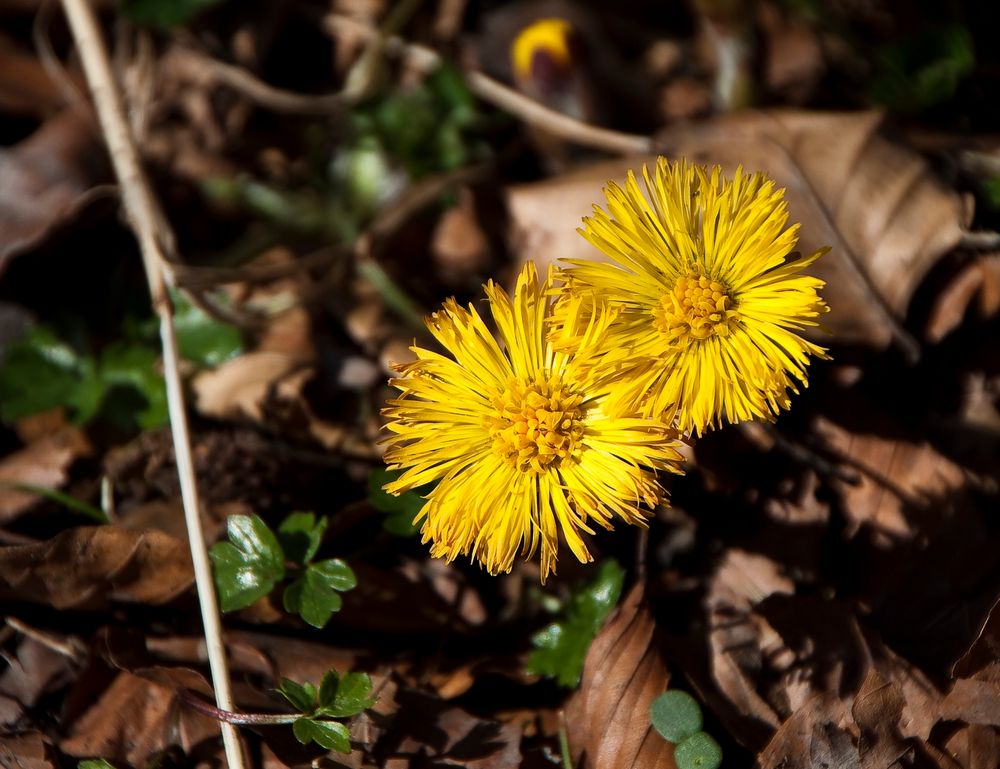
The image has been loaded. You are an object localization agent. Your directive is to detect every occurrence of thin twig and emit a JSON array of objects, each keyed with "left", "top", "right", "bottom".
[
  {"left": 5, "top": 617, "right": 86, "bottom": 661},
  {"left": 166, "top": 48, "right": 350, "bottom": 115},
  {"left": 324, "top": 14, "right": 653, "bottom": 156},
  {"left": 959, "top": 230, "right": 1000, "bottom": 250},
  {"left": 57, "top": 2, "right": 245, "bottom": 767}
]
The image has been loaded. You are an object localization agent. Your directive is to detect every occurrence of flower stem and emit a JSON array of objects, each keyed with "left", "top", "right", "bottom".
[{"left": 179, "top": 690, "right": 301, "bottom": 726}]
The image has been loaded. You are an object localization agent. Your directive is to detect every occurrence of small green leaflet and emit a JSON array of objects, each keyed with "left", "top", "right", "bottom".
[
  {"left": 277, "top": 511, "right": 328, "bottom": 566},
  {"left": 278, "top": 678, "right": 318, "bottom": 712},
  {"left": 317, "top": 670, "right": 376, "bottom": 718},
  {"left": 292, "top": 717, "right": 351, "bottom": 753},
  {"left": 283, "top": 559, "right": 357, "bottom": 629},
  {"left": 526, "top": 560, "right": 625, "bottom": 687},
  {"left": 78, "top": 762, "right": 116, "bottom": 769},
  {"left": 210, "top": 514, "right": 286, "bottom": 612}
]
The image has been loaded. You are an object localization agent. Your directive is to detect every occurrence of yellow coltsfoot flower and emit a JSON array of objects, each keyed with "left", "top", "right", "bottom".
[
  {"left": 558, "top": 157, "right": 829, "bottom": 436},
  {"left": 382, "top": 262, "right": 684, "bottom": 581}
]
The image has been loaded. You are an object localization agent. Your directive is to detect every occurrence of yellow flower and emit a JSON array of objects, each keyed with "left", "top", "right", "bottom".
[
  {"left": 558, "top": 157, "right": 829, "bottom": 435},
  {"left": 382, "top": 263, "right": 683, "bottom": 581}
]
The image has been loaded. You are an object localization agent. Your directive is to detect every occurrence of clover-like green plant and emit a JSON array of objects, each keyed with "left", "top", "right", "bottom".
[
  {"left": 278, "top": 671, "right": 376, "bottom": 753},
  {"left": 650, "top": 690, "right": 723, "bottom": 769},
  {"left": 210, "top": 512, "right": 356, "bottom": 628}
]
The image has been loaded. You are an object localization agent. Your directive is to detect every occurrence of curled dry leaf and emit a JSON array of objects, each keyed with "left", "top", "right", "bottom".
[
  {"left": 565, "top": 583, "right": 677, "bottom": 769},
  {"left": 0, "top": 525, "right": 193, "bottom": 608},
  {"left": 0, "top": 425, "right": 91, "bottom": 524},
  {"left": 704, "top": 550, "right": 791, "bottom": 743},
  {"left": 0, "top": 637, "right": 76, "bottom": 727},
  {"left": 61, "top": 669, "right": 219, "bottom": 768},
  {"left": 0, "top": 108, "right": 110, "bottom": 273},
  {"left": 507, "top": 110, "right": 968, "bottom": 352},
  {"left": 925, "top": 254, "right": 1000, "bottom": 342}
]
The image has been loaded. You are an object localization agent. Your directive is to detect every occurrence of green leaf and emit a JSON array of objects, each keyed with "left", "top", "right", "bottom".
[
  {"left": 526, "top": 560, "right": 625, "bottom": 687},
  {"left": 0, "top": 326, "right": 86, "bottom": 422},
  {"left": 650, "top": 690, "right": 703, "bottom": 743},
  {"left": 172, "top": 291, "right": 243, "bottom": 367},
  {"left": 0, "top": 324, "right": 168, "bottom": 431},
  {"left": 292, "top": 717, "right": 351, "bottom": 753},
  {"left": 0, "top": 481, "right": 108, "bottom": 523},
  {"left": 120, "top": 0, "right": 226, "bottom": 28},
  {"left": 318, "top": 671, "right": 375, "bottom": 718},
  {"left": 870, "top": 25, "right": 975, "bottom": 112},
  {"left": 210, "top": 514, "right": 286, "bottom": 612},
  {"left": 277, "top": 511, "right": 328, "bottom": 566},
  {"left": 97, "top": 342, "right": 168, "bottom": 429},
  {"left": 278, "top": 678, "right": 318, "bottom": 713},
  {"left": 283, "top": 559, "right": 355, "bottom": 629},
  {"left": 369, "top": 468, "right": 424, "bottom": 537},
  {"left": 79, "top": 761, "right": 117, "bottom": 769},
  {"left": 310, "top": 558, "right": 357, "bottom": 591},
  {"left": 673, "top": 731, "right": 723, "bottom": 769}
]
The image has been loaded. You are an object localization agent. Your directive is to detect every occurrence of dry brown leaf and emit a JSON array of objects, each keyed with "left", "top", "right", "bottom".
[
  {"left": 0, "top": 732, "right": 56, "bottom": 769},
  {"left": 565, "top": 583, "right": 677, "bottom": 769},
  {"left": 0, "top": 32, "right": 82, "bottom": 115},
  {"left": 954, "top": 598, "right": 1000, "bottom": 679},
  {"left": 380, "top": 687, "right": 522, "bottom": 769},
  {"left": 704, "top": 551, "right": 792, "bottom": 741},
  {"left": 756, "top": 694, "right": 857, "bottom": 769},
  {"left": 193, "top": 350, "right": 307, "bottom": 422},
  {"left": 0, "top": 425, "right": 91, "bottom": 523},
  {"left": 942, "top": 725, "right": 1000, "bottom": 769},
  {"left": 852, "top": 670, "right": 910, "bottom": 769},
  {"left": 0, "top": 525, "right": 193, "bottom": 608},
  {"left": 813, "top": 416, "right": 969, "bottom": 540},
  {"left": 432, "top": 186, "right": 491, "bottom": 280},
  {"left": 0, "top": 637, "right": 76, "bottom": 727},
  {"left": 925, "top": 254, "right": 1000, "bottom": 342},
  {"left": 61, "top": 670, "right": 219, "bottom": 767},
  {"left": 507, "top": 110, "right": 968, "bottom": 352},
  {"left": 939, "top": 677, "right": 1000, "bottom": 728},
  {"left": 0, "top": 108, "right": 110, "bottom": 272}
]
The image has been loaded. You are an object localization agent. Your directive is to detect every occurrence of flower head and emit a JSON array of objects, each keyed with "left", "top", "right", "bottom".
[
  {"left": 557, "top": 157, "right": 828, "bottom": 435},
  {"left": 382, "top": 263, "right": 683, "bottom": 580}
]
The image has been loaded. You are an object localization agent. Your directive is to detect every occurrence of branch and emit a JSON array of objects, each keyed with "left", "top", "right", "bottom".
[
  {"left": 56, "top": 2, "right": 245, "bottom": 767},
  {"left": 323, "top": 14, "right": 653, "bottom": 156}
]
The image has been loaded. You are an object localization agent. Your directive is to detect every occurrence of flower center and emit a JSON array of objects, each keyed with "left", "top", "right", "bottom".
[
  {"left": 488, "top": 375, "right": 585, "bottom": 474},
  {"left": 653, "top": 273, "right": 739, "bottom": 346}
]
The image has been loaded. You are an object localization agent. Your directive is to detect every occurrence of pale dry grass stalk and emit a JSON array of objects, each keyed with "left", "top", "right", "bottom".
[{"left": 56, "top": 1, "right": 245, "bottom": 766}]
